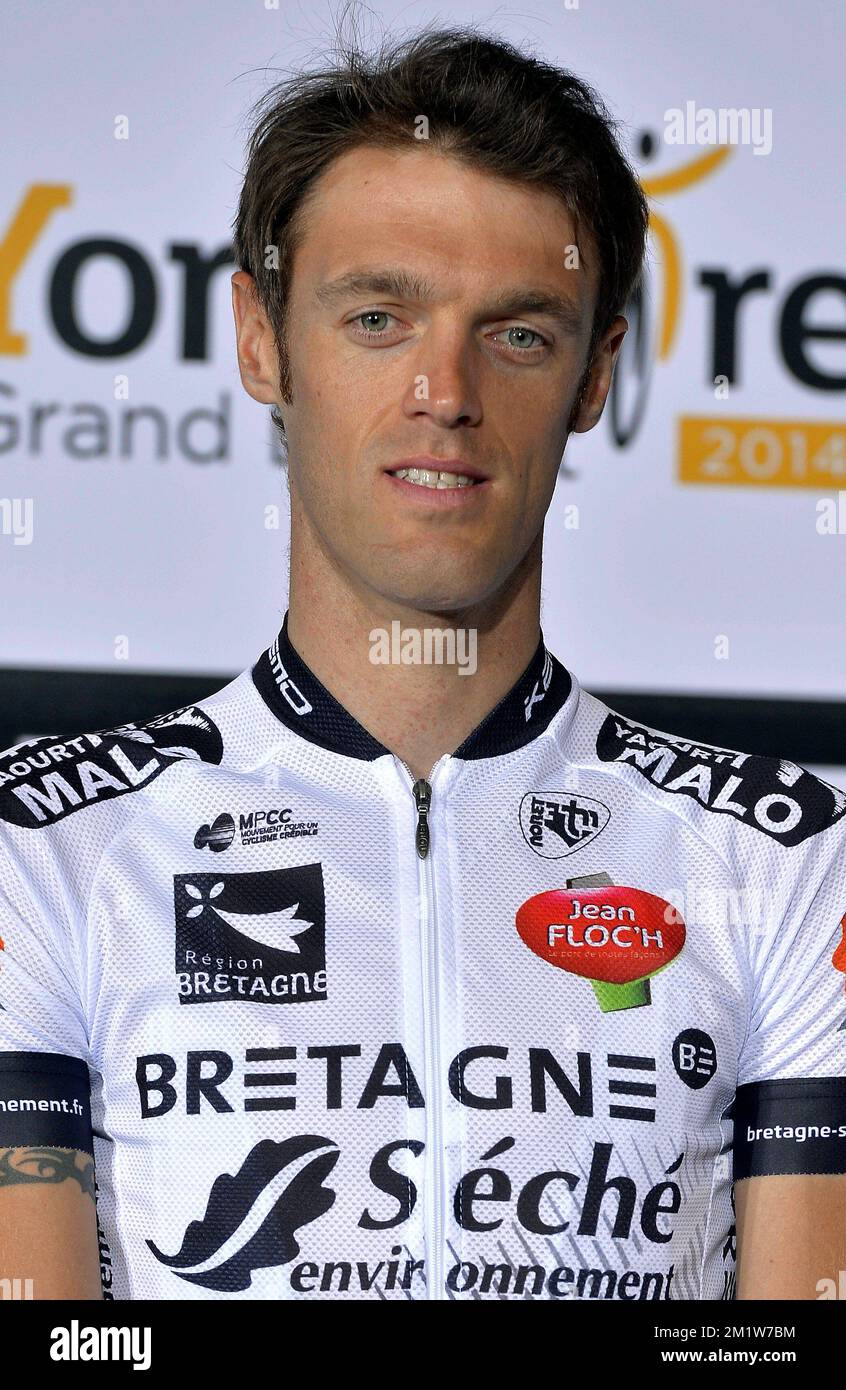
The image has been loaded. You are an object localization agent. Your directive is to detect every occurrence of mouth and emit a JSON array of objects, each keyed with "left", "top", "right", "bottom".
[{"left": 384, "top": 458, "right": 489, "bottom": 491}]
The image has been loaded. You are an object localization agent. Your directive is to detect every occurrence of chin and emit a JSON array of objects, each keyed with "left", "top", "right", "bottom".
[{"left": 373, "top": 577, "right": 497, "bottom": 617}]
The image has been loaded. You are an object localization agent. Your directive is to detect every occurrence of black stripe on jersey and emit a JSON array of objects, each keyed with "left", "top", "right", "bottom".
[
  {"left": 0, "top": 1051, "right": 93, "bottom": 1154},
  {"left": 732, "top": 1077, "right": 846, "bottom": 1178},
  {"left": 596, "top": 712, "right": 846, "bottom": 845},
  {"left": 0, "top": 706, "right": 224, "bottom": 831},
  {"left": 252, "top": 609, "right": 572, "bottom": 761}
]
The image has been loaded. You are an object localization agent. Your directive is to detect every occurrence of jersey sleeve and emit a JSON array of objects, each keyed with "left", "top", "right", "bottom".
[
  {"left": 0, "top": 833, "right": 94, "bottom": 1154},
  {"left": 733, "top": 827, "right": 846, "bottom": 1179}
]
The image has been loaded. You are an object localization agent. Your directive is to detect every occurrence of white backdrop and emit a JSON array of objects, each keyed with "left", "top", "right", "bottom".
[{"left": 1, "top": 0, "right": 844, "bottom": 699}]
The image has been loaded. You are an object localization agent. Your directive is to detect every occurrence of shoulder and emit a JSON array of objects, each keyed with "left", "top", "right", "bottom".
[
  {"left": 0, "top": 669, "right": 281, "bottom": 946},
  {"left": 0, "top": 699, "right": 226, "bottom": 837},
  {"left": 570, "top": 688, "right": 846, "bottom": 860}
]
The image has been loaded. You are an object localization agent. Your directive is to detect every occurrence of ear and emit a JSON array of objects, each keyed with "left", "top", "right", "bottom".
[
  {"left": 231, "top": 270, "right": 280, "bottom": 405},
  {"left": 570, "top": 315, "right": 629, "bottom": 434}
]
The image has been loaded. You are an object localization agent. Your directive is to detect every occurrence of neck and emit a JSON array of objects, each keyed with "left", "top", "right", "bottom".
[{"left": 286, "top": 528, "right": 544, "bottom": 782}]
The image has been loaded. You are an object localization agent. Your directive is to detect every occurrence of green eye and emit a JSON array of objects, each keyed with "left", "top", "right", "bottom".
[
  {"left": 497, "top": 326, "right": 546, "bottom": 351},
  {"left": 357, "top": 312, "right": 394, "bottom": 334}
]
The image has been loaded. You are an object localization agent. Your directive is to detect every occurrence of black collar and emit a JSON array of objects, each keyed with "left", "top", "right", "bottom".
[{"left": 252, "top": 610, "right": 572, "bottom": 762}]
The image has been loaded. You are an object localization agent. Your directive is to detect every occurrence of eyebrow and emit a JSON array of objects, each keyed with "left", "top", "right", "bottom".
[{"left": 313, "top": 268, "right": 585, "bottom": 335}]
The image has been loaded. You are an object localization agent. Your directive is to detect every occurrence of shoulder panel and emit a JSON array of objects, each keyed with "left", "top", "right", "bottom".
[
  {"left": 595, "top": 708, "right": 846, "bottom": 847},
  {"left": 0, "top": 704, "right": 224, "bottom": 831}
]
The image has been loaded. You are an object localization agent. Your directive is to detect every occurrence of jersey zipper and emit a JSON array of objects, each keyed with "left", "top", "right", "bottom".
[{"left": 399, "top": 762, "right": 447, "bottom": 1302}]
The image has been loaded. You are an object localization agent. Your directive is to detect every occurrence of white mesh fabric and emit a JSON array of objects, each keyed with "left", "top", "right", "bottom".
[{"left": 0, "top": 660, "right": 843, "bottom": 1300}]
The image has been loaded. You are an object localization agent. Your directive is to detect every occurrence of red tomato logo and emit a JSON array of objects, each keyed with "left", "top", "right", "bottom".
[
  {"left": 833, "top": 911, "right": 846, "bottom": 992},
  {"left": 516, "top": 886, "right": 685, "bottom": 1012}
]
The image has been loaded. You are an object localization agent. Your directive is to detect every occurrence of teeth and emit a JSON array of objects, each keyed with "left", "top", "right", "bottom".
[{"left": 392, "top": 467, "right": 477, "bottom": 489}]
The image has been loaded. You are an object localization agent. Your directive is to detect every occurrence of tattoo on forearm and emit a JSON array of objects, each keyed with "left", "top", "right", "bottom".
[{"left": 0, "top": 1147, "right": 95, "bottom": 1199}]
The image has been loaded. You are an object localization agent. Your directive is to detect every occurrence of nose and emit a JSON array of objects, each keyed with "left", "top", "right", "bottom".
[{"left": 400, "top": 327, "right": 483, "bottom": 429}]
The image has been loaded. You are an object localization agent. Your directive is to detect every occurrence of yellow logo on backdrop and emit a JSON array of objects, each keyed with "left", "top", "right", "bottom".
[
  {"left": 0, "top": 186, "right": 72, "bottom": 355},
  {"left": 679, "top": 417, "right": 845, "bottom": 489},
  {"left": 1, "top": 168, "right": 842, "bottom": 489},
  {"left": 641, "top": 146, "right": 731, "bottom": 362},
  {"left": 638, "top": 149, "right": 843, "bottom": 488}
]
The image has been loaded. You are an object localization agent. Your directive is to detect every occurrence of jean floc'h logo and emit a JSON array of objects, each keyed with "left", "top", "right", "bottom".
[
  {"left": 516, "top": 874, "right": 686, "bottom": 1013},
  {"left": 173, "top": 863, "right": 327, "bottom": 1005}
]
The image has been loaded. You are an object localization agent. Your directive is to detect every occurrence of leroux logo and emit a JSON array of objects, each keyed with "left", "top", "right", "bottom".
[{"left": 519, "top": 792, "right": 610, "bottom": 858}]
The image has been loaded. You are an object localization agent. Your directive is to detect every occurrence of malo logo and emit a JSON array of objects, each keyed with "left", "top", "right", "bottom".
[
  {"left": 519, "top": 793, "right": 610, "bottom": 858},
  {"left": 596, "top": 712, "right": 846, "bottom": 845},
  {"left": 174, "top": 863, "right": 327, "bottom": 1006},
  {"left": 516, "top": 875, "right": 685, "bottom": 1013},
  {"left": 0, "top": 705, "right": 223, "bottom": 829}
]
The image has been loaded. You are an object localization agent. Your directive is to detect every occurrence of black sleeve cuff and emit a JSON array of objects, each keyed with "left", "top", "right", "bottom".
[
  {"left": 0, "top": 1051, "right": 93, "bottom": 1154},
  {"left": 732, "top": 1077, "right": 846, "bottom": 1179}
]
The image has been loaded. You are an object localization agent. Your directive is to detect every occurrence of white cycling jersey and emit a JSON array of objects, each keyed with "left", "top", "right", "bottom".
[{"left": 0, "top": 613, "right": 845, "bottom": 1301}]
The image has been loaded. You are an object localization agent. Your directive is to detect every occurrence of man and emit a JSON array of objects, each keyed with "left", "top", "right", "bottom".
[{"left": 0, "top": 27, "right": 844, "bottom": 1302}]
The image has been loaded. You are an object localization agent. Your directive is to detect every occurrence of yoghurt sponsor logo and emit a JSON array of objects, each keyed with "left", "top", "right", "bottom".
[
  {"left": 596, "top": 712, "right": 846, "bottom": 844},
  {"left": 0, "top": 706, "right": 223, "bottom": 829}
]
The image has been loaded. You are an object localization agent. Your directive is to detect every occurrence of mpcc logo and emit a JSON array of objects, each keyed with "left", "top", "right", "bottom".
[
  {"left": 174, "top": 864, "right": 327, "bottom": 1005},
  {"left": 519, "top": 792, "right": 610, "bottom": 858},
  {"left": 194, "top": 812, "right": 236, "bottom": 852}
]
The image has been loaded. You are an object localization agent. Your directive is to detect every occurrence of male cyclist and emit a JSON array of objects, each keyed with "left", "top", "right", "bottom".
[{"left": 0, "top": 27, "right": 844, "bottom": 1300}]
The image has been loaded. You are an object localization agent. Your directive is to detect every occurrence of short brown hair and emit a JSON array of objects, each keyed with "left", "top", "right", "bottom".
[{"left": 232, "top": 20, "right": 649, "bottom": 451}]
